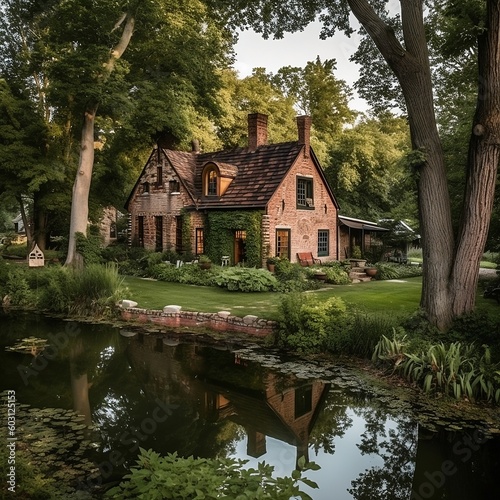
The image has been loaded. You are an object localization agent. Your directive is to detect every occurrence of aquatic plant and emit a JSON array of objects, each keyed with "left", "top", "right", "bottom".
[
  {"left": 105, "top": 449, "right": 320, "bottom": 499},
  {"left": 373, "top": 336, "right": 500, "bottom": 404}
]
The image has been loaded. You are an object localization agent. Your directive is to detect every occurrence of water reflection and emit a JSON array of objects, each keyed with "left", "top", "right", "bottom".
[{"left": 0, "top": 311, "right": 499, "bottom": 499}]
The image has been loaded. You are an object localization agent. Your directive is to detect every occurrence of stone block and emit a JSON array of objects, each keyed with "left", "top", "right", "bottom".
[
  {"left": 120, "top": 299, "right": 138, "bottom": 309},
  {"left": 163, "top": 305, "right": 182, "bottom": 313},
  {"left": 243, "top": 315, "right": 258, "bottom": 325}
]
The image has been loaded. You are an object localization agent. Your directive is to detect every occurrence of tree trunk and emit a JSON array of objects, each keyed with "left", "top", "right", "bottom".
[
  {"left": 64, "top": 13, "right": 134, "bottom": 267},
  {"left": 348, "top": 0, "right": 455, "bottom": 329},
  {"left": 16, "top": 195, "right": 34, "bottom": 251},
  {"left": 450, "top": 0, "right": 500, "bottom": 317},
  {"left": 33, "top": 191, "right": 49, "bottom": 251},
  {"left": 64, "top": 107, "right": 96, "bottom": 267},
  {"left": 348, "top": 0, "right": 500, "bottom": 330}
]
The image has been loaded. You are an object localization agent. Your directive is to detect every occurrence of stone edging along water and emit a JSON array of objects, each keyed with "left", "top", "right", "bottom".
[{"left": 118, "top": 300, "right": 276, "bottom": 337}]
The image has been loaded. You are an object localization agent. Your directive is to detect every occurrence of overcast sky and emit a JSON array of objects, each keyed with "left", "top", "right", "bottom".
[{"left": 233, "top": 21, "right": 369, "bottom": 112}]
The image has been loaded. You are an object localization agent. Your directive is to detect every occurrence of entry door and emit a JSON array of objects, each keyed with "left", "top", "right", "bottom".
[
  {"left": 276, "top": 229, "right": 290, "bottom": 260},
  {"left": 234, "top": 230, "right": 247, "bottom": 264}
]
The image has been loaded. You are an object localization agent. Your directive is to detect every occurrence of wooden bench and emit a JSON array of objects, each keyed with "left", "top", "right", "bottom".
[{"left": 297, "top": 252, "right": 321, "bottom": 266}]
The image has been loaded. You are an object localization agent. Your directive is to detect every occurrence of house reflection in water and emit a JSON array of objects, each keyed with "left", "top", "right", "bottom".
[{"left": 126, "top": 333, "right": 329, "bottom": 465}]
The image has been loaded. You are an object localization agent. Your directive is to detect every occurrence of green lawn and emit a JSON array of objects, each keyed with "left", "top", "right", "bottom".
[
  {"left": 123, "top": 276, "right": 424, "bottom": 320},
  {"left": 122, "top": 277, "right": 282, "bottom": 319},
  {"left": 123, "top": 275, "right": 500, "bottom": 322}
]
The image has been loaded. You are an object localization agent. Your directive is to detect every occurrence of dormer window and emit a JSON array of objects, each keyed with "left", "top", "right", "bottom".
[{"left": 203, "top": 164, "right": 220, "bottom": 197}]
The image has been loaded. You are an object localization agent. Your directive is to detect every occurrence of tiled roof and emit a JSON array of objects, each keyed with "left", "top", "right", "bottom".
[{"left": 165, "top": 142, "right": 304, "bottom": 209}]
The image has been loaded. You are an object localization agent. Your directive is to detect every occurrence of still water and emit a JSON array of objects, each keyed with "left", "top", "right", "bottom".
[{"left": 1, "top": 310, "right": 499, "bottom": 499}]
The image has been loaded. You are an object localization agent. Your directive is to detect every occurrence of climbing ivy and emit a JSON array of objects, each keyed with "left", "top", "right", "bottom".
[
  {"left": 205, "top": 211, "right": 263, "bottom": 267},
  {"left": 180, "top": 209, "right": 193, "bottom": 258}
]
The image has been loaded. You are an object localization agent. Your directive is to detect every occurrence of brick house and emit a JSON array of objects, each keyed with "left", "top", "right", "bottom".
[{"left": 125, "top": 113, "right": 340, "bottom": 266}]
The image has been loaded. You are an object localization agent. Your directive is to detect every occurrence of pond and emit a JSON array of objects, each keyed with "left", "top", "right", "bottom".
[{"left": 0, "top": 310, "right": 499, "bottom": 499}]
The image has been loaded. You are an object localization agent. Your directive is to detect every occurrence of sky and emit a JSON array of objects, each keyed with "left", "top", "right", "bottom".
[{"left": 233, "top": 21, "right": 369, "bottom": 112}]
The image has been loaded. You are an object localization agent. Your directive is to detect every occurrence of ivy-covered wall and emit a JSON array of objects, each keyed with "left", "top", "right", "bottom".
[{"left": 205, "top": 211, "right": 263, "bottom": 267}]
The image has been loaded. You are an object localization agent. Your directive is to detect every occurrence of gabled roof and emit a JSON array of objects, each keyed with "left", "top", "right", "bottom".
[
  {"left": 126, "top": 141, "right": 340, "bottom": 211},
  {"left": 166, "top": 142, "right": 338, "bottom": 210}
]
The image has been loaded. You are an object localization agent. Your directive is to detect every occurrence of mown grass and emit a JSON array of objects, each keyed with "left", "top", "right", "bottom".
[
  {"left": 123, "top": 276, "right": 424, "bottom": 320},
  {"left": 122, "top": 277, "right": 282, "bottom": 320},
  {"left": 123, "top": 275, "right": 500, "bottom": 322}
]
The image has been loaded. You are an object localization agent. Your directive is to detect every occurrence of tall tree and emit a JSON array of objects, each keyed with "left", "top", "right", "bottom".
[
  {"left": 210, "top": 0, "right": 500, "bottom": 330},
  {"left": 215, "top": 68, "right": 297, "bottom": 148},
  {"left": 326, "top": 114, "right": 412, "bottom": 221},
  {"left": 1, "top": 0, "right": 233, "bottom": 265},
  {"left": 271, "top": 56, "right": 355, "bottom": 139}
]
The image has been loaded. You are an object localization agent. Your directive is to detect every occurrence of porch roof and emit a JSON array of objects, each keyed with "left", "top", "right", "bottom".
[{"left": 339, "top": 216, "right": 389, "bottom": 232}]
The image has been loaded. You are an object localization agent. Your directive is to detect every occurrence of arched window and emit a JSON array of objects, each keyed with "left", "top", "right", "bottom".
[{"left": 203, "top": 164, "right": 219, "bottom": 197}]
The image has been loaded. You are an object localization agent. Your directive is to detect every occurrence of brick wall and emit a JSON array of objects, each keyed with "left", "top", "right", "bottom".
[
  {"left": 267, "top": 154, "right": 338, "bottom": 262},
  {"left": 128, "top": 150, "right": 193, "bottom": 251}
]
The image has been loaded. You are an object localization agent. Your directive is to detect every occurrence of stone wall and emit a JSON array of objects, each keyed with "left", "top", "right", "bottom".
[{"left": 120, "top": 304, "right": 276, "bottom": 337}]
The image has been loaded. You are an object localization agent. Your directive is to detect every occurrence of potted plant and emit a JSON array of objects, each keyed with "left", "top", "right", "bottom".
[
  {"left": 266, "top": 256, "right": 279, "bottom": 272},
  {"left": 364, "top": 266, "right": 378, "bottom": 277},
  {"left": 198, "top": 254, "right": 212, "bottom": 269}
]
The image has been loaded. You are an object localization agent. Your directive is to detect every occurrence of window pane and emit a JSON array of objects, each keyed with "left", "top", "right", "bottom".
[
  {"left": 297, "top": 177, "right": 313, "bottom": 207},
  {"left": 318, "top": 230, "right": 329, "bottom": 256},
  {"left": 196, "top": 228, "right": 204, "bottom": 255},
  {"left": 294, "top": 385, "right": 313, "bottom": 418},
  {"left": 297, "top": 179, "right": 306, "bottom": 206},
  {"left": 208, "top": 170, "right": 217, "bottom": 195}
]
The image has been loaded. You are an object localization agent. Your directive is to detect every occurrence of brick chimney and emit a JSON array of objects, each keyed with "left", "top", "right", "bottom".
[
  {"left": 248, "top": 113, "right": 268, "bottom": 150},
  {"left": 297, "top": 115, "right": 312, "bottom": 158}
]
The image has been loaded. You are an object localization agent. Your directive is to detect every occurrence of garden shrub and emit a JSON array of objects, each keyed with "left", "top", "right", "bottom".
[
  {"left": 215, "top": 267, "right": 278, "bottom": 292},
  {"left": 105, "top": 449, "right": 319, "bottom": 499},
  {"left": 374, "top": 263, "right": 423, "bottom": 280},
  {"left": 276, "top": 293, "right": 348, "bottom": 353},
  {"left": 274, "top": 259, "right": 316, "bottom": 292},
  {"left": 4, "top": 268, "right": 36, "bottom": 307},
  {"left": 37, "top": 264, "right": 126, "bottom": 317},
  {"left": 324, "top": 267, "right": 350, "bottom": 285},
  {"left": 178, "top": 264, "right": 218, "bottom": 287}
]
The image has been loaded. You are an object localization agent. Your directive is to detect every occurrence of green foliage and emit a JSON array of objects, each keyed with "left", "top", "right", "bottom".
[
  {"left": 206, "top": 211, "right": 262, "bottom": 267},
  {"left": 325, "top": 115, "right": 412, "bottom": 220},
  {"left": 0, "top": 256, "right": 10, "bottom": 296},
  {"left": 24, "top": 264, "right": 127, "bottom": 317},
  {"left": 320, "top": 262, "right": 350, "bottom": 285},
  {"left": 105, "top": 448, "right": 319, "bottom": 499},
  {"left": 75, "top": 231, "right": 104, "bottom": 265},
  {"left": 373, "top": 333, "right": 500, "bottom": 404},
  {"left": 327, "top": 314, "right": 399, "bottom": 358},
  {"left": 4, "top": 267, "right": 36, "bottom": 307},
  {"left": 1, "top": 243, "right": 28, "bottom": 258},
  {"left": 374, "top": 263, "right": 423, "bottom": 280},
  {"left": 274, "top": 259, "right": 312, "bottom": 292},
  {"left": 215, "top": 267, "right": 278, "bottom": 292},
  {"left": 276, "top": 293, "right": 348, "bottom": 353}
]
